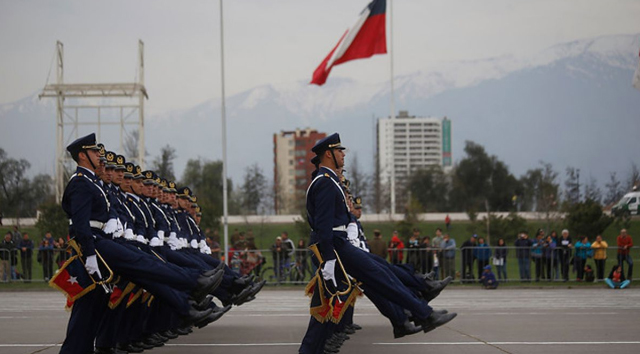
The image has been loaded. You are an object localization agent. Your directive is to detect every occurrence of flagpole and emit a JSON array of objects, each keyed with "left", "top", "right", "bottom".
[
  {"left": 219, "top": 0, "right": 230, "bottom": 266},
  {"left": 389, "top": 0, "right": 396, "bottom": 216}
]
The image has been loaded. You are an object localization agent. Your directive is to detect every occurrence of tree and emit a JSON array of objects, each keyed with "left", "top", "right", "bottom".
[
  {"left": 406, "top": 165, "right": 449, "bottom": 212},
  {"left": 0, "top": 149, "right": 54, "bottom": 218},
  {"left": 475, "top": 212, "right": 527, "bottom": 244},
  {"left": 519, "top": 162, "right": 559, "bottom": 213},
  {"left": 370, "top": 151, "right": 389, "bottom": 214},
  {"left": 239, "top": 163, "right": 267, "bottom": 215},
  {"left": 564, "top": 199, "right": 613, "bottom": 239},
  {"left": 564, "top": 167, "right": 581, "bottom": 205},
  {"left": 450, "top": 141, "right": 520, "bottom": 212},
  {"left": 151, "top": 145, "right": 177, "bottom": 181},
  {"left": 346, "top": 154, "right": 370, "bottom": 209},
  {"left": 604, "top": 172, "right": 624, "bottom": 206},
  {"left": 627, "top": 162, "right": 640, "bottom": 192},
  {"left": 181, "top": 158, "right": 237, "bottom": 231},
  {"left": 583, "top": 176, "right": 602, "bottom": 204},
  {"left": 35, "top": 202, "right": 69, "bottom": 240},
  {"left": 123, "top": 130, "right": 147, "bottom": 164}
]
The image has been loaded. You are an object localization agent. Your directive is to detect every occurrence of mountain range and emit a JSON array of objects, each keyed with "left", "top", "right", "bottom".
[{"left": 1, "top": 33, "right": 639, "bottom": 193}]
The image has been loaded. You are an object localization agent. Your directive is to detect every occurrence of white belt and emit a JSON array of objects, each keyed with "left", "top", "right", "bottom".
[
  {"left": 332, "top": 226, "right": 347, "bottom": 232},
  {"left": 69, "top": 220, "right": 105, "bottom": 230}
]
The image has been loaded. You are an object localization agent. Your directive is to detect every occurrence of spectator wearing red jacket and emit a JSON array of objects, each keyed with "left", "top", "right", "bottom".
[
  {"left": 388, "top": 232, "right": 404, "bottom": 265},
  {"left": 617, "top": 229, "right": 633, "bottom": 280}
]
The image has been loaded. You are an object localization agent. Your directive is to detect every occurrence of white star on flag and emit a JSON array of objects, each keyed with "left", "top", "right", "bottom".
[{"left": 67, "top": 276, "right": 78, "bottom": 285}]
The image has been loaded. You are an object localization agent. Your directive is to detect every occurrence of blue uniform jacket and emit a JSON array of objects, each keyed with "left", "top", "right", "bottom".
[
  {"left": 61, "top": 167, "right": 109, "bottom": 257},
  {"left": 125, "top": 193, "right": 150, "bottom": 237},
  {"left": 307, "top": 167, "right": 350, "bottom": 262}
]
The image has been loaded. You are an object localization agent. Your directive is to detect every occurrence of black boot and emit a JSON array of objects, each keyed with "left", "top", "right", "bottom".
[
  {"left": 419, "top": 310, "right": 457, "bottom": 333},
  {"left": 393, "top": 319, "right": 423, "bottom": 339}
]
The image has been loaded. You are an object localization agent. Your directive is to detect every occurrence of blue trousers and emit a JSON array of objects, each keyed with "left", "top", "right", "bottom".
[
  {"left": 300, "top": 240, "right": 432, "bottom": 354},
  {"left": 518, "top": 257, "right": 531, "bottom": 281},
  {"left": 60, "top": 288, "right": 110, "bottom": 354}
]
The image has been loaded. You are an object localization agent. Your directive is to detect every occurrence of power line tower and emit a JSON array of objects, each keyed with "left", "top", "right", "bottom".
[{"left": 40, "top": 40, "right": 148, "bottom": 202}]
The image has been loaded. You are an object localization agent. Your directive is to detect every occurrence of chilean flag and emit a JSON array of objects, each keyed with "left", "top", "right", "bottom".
[
  {"left": 311, "top": 0, "right": 387, "bottom": 85},
  {"left": 49, "top": 255, "right": 96, "bottom": 301}
]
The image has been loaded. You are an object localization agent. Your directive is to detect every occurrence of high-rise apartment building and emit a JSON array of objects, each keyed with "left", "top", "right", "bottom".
[
  {"left": 273, "top": 128, "right": 326, "bottom": 214},
  {"left": 377, "top": 111, "right": 452, "bottom": 208}
]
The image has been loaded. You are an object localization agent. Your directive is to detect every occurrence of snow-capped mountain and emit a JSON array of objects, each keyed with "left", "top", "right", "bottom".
[{"left": 1, "top": 33, "right": 639, "bottom": 190}]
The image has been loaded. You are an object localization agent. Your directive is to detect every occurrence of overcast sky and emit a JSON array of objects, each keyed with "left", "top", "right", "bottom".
[{"left": 2, "top": 0, "right": 640, "bottom": 116}]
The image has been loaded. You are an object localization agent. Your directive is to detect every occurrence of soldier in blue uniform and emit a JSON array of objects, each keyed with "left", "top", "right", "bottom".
[
  {"left": 59, "top": 134, "right": 223, "bottom": 354},
  {"left": 299, "top": 133, "right": 456, "bottom": 354}
]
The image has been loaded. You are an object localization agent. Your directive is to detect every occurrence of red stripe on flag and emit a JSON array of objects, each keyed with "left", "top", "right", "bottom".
[{"left": 310, "top": 2, "right": 387, "bottom": 86}]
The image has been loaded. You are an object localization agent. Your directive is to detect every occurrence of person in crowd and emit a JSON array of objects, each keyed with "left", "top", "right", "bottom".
[
  {"left": 42, "top": 232, "right": 55, "bottom": 248},
  {"left": 494, "top": 238, "right": 508, "bottom": 282},
  {"left": 54, "top": 237, "right": 69, "bottom": 268},
  {"left": 473, "top": 237, "right": 491, "bottom": 281},
  {"left": 605, "top": 265, "right": 630, "bottom": 289},
  {"left": 388, "top": 232, "right": 404, "bottom": 265},
  {"left": 38, "top": 238, "right": 54, "bottom": 281},
  {"left": 445, "top": 214, "right": 451, "bottom": 230},
  {"left": 11, "top": 225, "right": 22, "bottom": 243},
  {"left": 419, "top": 236, "right": 433, "bottom": 274},
  {"left": 1, "top": 232, "right": 16, "bottom": 281},
  {"left": 591, "top": 235, "right": 608, "bottom": 281},
  {"left": 542, "top": 235, "right": 556, "bottom": 281},
  {"left": 480, "top": 265, "right": 498, "bottom": 289},
  {"left": 460, "top": 235, "right": 477, "bottom": 283},
  {"left": 295, "top": 239, "right": 308, "bottom": 282},
  {"left": 514, "top": 231, "right": 533, "bottom": 282},
  {"left": 616, "top": 229, "right": 633, "bottom": 280},
  {"left": 583, "top": 264, "right": 595, "bottom": 283},
  {"left": 368, "top": 229, "right": 387, "bottom": 260},
  {"left": 406, "top": 229, "right": 421, "bottom": 269},
  {"left": 531, "top": 229, "right": 545, "bottom": 281},
  {"left": 431, "top": 228, "right": 444, "bottom": 279},
  {"left": 19, "top": 233, "right": 34, "bottom": 282},
  {"left": 574, "top": 236, "right": 592, "bottom": 282},
  {"left": 441, "top": 234, "right": 456, "bottom": 280},
  {"left": 549, "top": 230, "right": 561, "bottom": 280},
  {"left": 206, "top": 234, "right": 221, "bottom": 260},
  {"left": 558, "top": 229, "right": 573, "bottom": 282},
  {"left": 271, "top": 236, "right": 289, "bottom": 280},
  {"left": 281, "top": 231, "right": 296, "bottom": 267}
]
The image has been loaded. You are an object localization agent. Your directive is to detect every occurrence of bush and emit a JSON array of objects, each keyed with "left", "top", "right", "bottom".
[{"left": 564, "top": 199, "right": 613, "bottom": 238}]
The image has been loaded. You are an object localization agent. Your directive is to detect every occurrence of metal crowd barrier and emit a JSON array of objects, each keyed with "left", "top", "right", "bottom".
[{"left": 0, "top": 245, "right": 635, "bottom": 285}]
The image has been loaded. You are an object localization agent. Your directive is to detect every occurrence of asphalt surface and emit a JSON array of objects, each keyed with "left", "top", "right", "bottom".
[{"left": 0, "top": 286, "right": 639, "bottom": 354}]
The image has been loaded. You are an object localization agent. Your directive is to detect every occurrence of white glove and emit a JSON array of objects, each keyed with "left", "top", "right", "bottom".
[
  {"left": 103, "top": 218, "right": 118, "bottom": 234},
  {"left": 157, "top": 230, "right": 165, "bottom": 241},
  {"left": 167, "top": 233, "right": 180, "bottom": 250},
  {"left": 190, "top": 239, "right": 198, "bottom": 249},
  {"left": 113, "top": 219, "right": 124, "bottom": 238},
  {"left": 85, "top": 255, "right": 102, "bottom": 279},
  {"left": 346, "top": 222, "right": 359, "bottom": 247},
  {"left": 199, "top": 240, "right": 209, "bottom": 254},
  {"left": 124, "top": 229, "right": 135, "bottom": 241},
  {"left": 321, "top": 259, "right": 337, "bottom": 287},
  {"left": 149, "top": 237, "right": 163, "bottom": 247},
  {"left": 136, "top": 235, "right": 148, "bottom": 244},
  {"left": 202, "top": 246, "right": 212, "bottom": 255},
  {"left": 168, "top": 238, "right": 180, "bottom": 251}
]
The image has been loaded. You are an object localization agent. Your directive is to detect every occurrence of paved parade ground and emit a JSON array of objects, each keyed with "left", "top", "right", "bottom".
[{"left": 0, "top": 287, "right": 639, "bottom": 354}]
